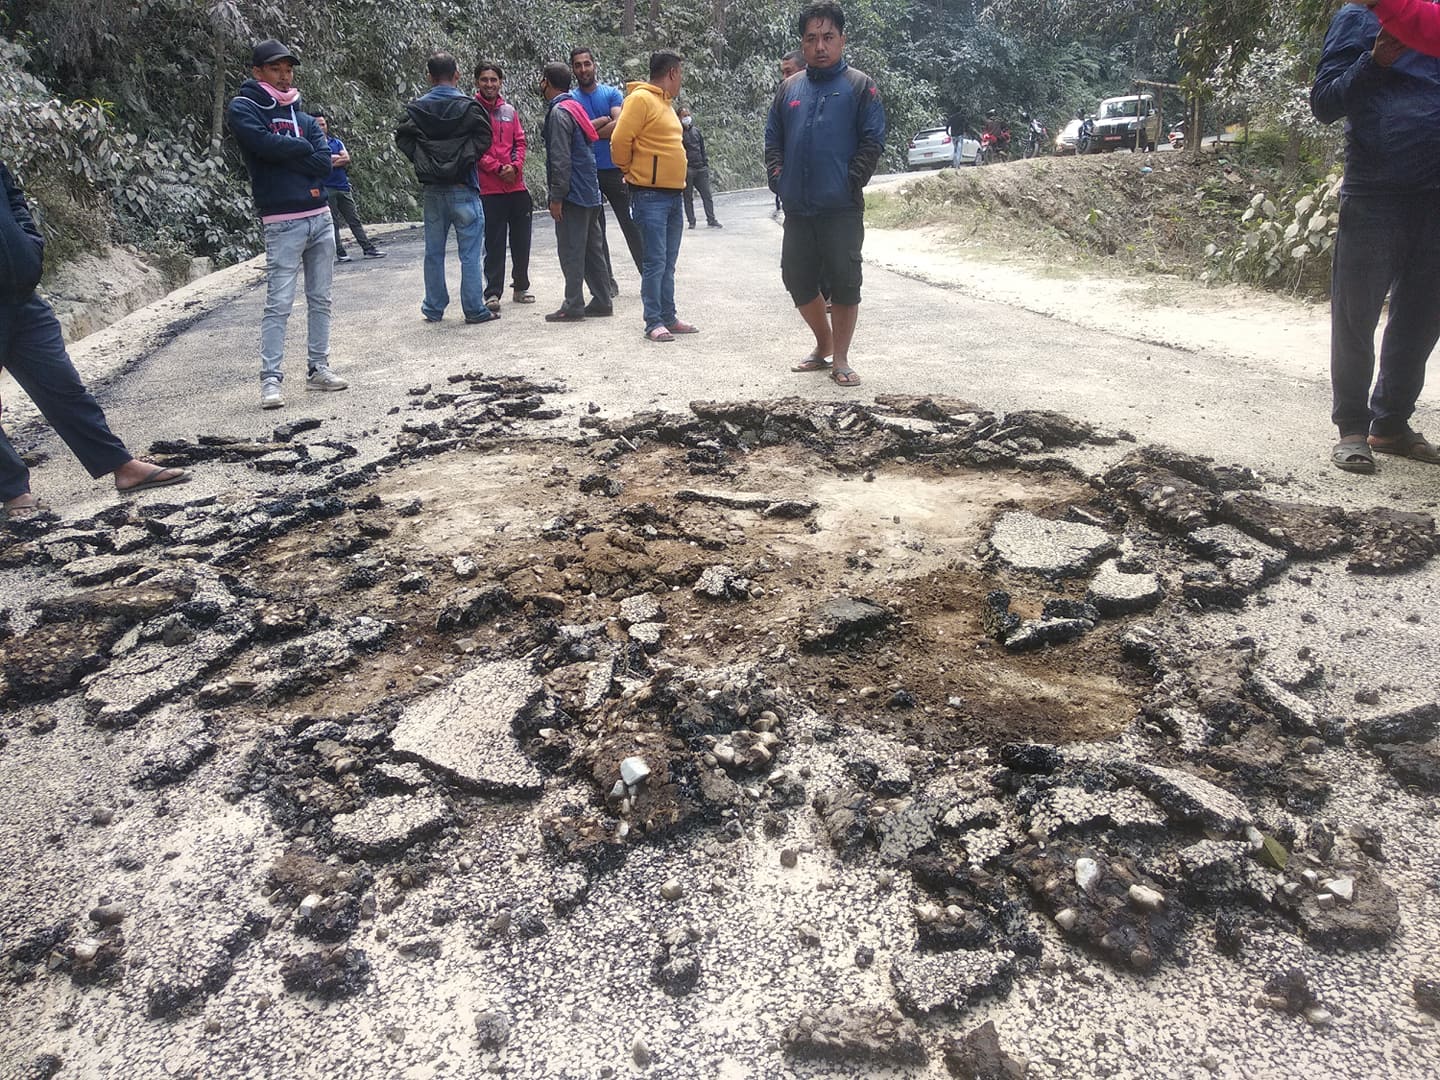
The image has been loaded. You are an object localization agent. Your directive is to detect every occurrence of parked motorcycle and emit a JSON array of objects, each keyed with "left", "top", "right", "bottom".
[
  {"left": 1022, "top": 115, "right": 1048, "bottom": 159},
  {"left": 977, "top": 122, "right": 1011, "bottom": 165},
  {"left": 1076, "top": 114, "right": 1096, "bottom": 156},
  {"left": 1168, "top": 121, "right": 1185, "bottom": 150}
]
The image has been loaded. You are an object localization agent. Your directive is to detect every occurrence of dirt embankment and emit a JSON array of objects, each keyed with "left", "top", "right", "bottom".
[{"left": 869, "top": 152, "right": 1268, "bottom": 280}]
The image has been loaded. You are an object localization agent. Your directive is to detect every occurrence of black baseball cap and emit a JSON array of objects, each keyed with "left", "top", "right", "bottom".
[{"left": 251, "top": 40, "right": 301, "bottom": 66}]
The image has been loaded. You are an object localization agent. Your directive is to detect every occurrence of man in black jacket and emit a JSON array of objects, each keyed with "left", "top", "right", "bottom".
[
  {"left": 396, "top": 52, "right": 495, "bottom": 324},
  {"left": 1, "top": 163, "right": 189, "bottom": 519},
  {"left": 227, "top": 39, "right": 346, "bottom": 410},
  {"left": 679, "top": 108, "right": 721, "bottom": 229}
]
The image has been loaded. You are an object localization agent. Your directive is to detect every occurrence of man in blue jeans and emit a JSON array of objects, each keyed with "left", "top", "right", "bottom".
[
  {"left": 610, "top": 51, "right": 695, "bottom": 342},
  {"left": 396, "top": 52, "right": 496, "bottom": 325},
  {"left": 227, "top": 39, "right": 348, "bottom": 410}
]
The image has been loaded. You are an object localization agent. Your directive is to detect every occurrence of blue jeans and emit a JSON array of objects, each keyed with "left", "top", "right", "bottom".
[
  {"left": 630, "top": 187, "right": 684, "bottom": 332},
  {"left": 422, "top": 185, "right": 487, "bottom": 321},
  {"left": 261, "top": 211, "right": 335, "bottom": 383},
  {"left": 0, "top": 294, "right": 131, "bottom": 500}
]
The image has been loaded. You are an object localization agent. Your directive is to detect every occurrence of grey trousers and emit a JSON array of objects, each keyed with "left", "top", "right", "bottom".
[{"left": 554, "top": 203, "right": 610, "bottom": 314}]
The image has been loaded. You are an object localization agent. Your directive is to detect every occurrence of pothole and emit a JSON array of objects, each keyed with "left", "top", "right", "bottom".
[{"left": 2, "top": 375, "right": 1437, "bottom": 1075}]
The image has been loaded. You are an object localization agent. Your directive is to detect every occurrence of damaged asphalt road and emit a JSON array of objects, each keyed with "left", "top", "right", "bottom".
[{"left": 2, "top": 190, "right": 1440, "bottom": 1079}]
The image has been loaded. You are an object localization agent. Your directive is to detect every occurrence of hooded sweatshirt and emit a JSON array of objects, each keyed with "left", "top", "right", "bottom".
[
  {"left": 609, "top": 82, "right": 687, "bottom": 191},
  {"left": 476, "top": 93, "right": 529, "bottom": 196},
  {"left": 226, "top": 79, "right": 334, "bottom": 221},
  {"left": 0, "top": 163, "right": 44, "bottom": 303},
  {"left": 396, "top": 85, "right": 492, "bottom": 188}
]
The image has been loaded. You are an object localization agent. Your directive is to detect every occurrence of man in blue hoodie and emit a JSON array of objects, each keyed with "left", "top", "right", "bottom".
[
  {"left": 227, "top": 39, "right": 347, "bottom": 410},
  {"left": 1313, "top": 7, "right": 1440, "bottom": 471},
  {"left": 765, "top": 2, "right": 885, "bottom": 388}
]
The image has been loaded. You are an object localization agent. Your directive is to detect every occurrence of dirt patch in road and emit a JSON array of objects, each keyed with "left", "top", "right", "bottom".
[{"left": 245, "top": 438, "right": 1140, "bottom": 754}]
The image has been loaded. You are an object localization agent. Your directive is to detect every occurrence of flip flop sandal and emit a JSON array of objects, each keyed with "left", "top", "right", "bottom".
[
  {"left": 830, "top": 366, "right": 862, "bottom": 387},
  {"left": 117, "top": 467, "right": 192, "bottom": 495},
  {"left": 0, "top": 496, "right": 47, "bottom": 522},
  {"left": 645, "top": 326, "right": 675, "bottom": 343},
  {"left": 791, "top": 353, "right": 833, "bottom": 372},
  {"left": 1331, "top": 439, "right": 1376, "bottom": 474},
  {"left": 1369, "top": 430, "right": 1440, "bottom": 464}
]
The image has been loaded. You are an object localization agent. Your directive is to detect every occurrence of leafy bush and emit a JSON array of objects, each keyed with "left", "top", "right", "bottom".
[{"left": 1204, "top": 168, "right": 1339, "bottom": 297}]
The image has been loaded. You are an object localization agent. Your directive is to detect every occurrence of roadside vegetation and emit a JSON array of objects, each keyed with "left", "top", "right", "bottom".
[{"left": 0, "top": 0, "right": 1351, "bottom": 297}]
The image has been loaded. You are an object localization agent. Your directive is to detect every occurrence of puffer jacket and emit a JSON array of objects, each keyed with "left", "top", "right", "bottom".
[
  {"left": 610, "top": 82, "right": 687, "bottom": 191},
  {"left": 1311, "top": 3, "right": 1440, "bottom": 194},
  {"left": 764, "top": 60, "right": 886, "bottom": 215},
  {"left": 226, "top": 80, "right": 333, "bottom": 218},
  {"left": 396, "top": 85, "right": 492, "bottom": 188},
  {"left": 0, "top": 164, "right": 43, "bottom": 303}
]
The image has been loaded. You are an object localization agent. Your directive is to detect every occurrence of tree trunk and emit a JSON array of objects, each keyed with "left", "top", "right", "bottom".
[
  {"left": 649, "top": 0, "right": 660, "bottom": 33},
  {"left": 210, "top": 23, "right": 227, "bottom": 155},
  {"left": 713, "top": 0, "right": 726, "bottom": 39},
  {"left": 623, "top": 0, "right": 636, "bottom": 36}
]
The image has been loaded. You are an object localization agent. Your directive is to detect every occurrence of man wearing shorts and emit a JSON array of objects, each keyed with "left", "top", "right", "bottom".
[{"left": 764, "top": 2, "right": 884, "bottom": 386}]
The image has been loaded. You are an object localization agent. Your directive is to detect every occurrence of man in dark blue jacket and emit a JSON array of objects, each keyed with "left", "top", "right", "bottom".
[
  {"left": 1312, "top": 6, "right": 1440, "bottom": 471},
  {"left": 540, "top": 62, "right": 611, "bottom": 322},
  {"left": 228, "top": 39, "right": 346, "bottom": 410},
  {"left": 765, "top": 2, "right": 885, "bottom": 387},
  {"left": 1, "top": 163, "right": 189, "bottom": 518}
]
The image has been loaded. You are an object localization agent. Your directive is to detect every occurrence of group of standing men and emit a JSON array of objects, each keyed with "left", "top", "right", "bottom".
[{"left": 0, "top": 2, "right": 889, "bottom": 518}]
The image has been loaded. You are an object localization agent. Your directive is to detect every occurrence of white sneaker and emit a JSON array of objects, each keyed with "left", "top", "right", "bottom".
[
  {"left": 306, "top": 369, "right": 349, "bottom": 392},
  {"left": 260, "top": 381, "right": 284, "bottom": 410}
]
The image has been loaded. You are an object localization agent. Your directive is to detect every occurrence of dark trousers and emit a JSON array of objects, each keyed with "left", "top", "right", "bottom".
[
  {"left": 1330, "top": 193, "right": 1440, "bottom": 437},
  {"left": 1, "top": 294, "right": 130, "bottom": 500},
  {"left": 684, "top": 167, "right": 718, "bottom": 227},
  {"left": 554, "top": 203, "right": 610, "bottom": 315},
  {"left": 327, "top": 190, "right": 374, "bottom": 255},
  {"left": 481, "top": 190, "right": 533, "bottom": 299},
  {"left": 596, "top": 168, "right": 644, "bottom": 282}
]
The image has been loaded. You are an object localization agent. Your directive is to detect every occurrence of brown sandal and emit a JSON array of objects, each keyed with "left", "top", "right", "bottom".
[
  {"left": 1369, "top": 430, "right": 1440, "bottom": 464},
  {"left": 791, "top": 353, "right": 832, "bottom": 372}
]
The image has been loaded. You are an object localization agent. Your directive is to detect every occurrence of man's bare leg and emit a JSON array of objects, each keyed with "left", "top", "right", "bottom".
[
  {"left": 829, "top": 303, "right": 860, "bottom": 385},
  {"left": 797, "top": 294, "right": 833, "bottom": 362}
]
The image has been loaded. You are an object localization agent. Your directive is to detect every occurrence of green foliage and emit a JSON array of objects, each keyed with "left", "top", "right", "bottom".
[{"left": 1204, "top": 168, "right": 1340, "bottom": 297}]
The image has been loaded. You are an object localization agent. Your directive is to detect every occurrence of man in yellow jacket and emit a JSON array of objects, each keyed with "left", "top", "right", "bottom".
[{"left": 610, "top": 51, "right": 697, "bottom": 342}]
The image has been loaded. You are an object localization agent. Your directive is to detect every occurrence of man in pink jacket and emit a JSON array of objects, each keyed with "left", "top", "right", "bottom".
[{"left": 475, "top": 61, "right": 534, "bottom": 312}]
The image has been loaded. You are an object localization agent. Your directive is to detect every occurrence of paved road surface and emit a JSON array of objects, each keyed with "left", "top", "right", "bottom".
[{"left": 11, "top": 184, "right": 1439, "bottom": 525}]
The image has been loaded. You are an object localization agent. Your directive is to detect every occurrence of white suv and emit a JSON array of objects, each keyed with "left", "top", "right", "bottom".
[{"left": 1091, "top": 94, "right": 1161, "bottom": 152}]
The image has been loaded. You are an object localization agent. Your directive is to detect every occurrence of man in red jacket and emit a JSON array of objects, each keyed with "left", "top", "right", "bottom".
[{"left": 475, "top": 61, "right": 534, "bottom": 312}]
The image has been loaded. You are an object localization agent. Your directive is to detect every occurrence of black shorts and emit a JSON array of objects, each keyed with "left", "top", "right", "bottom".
[{"left": 781, "top": 209, "right": 864, "bottom": 307}]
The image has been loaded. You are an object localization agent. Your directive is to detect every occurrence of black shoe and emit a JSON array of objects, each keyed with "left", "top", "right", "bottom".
[
  {"left": 545, "top": 309, "right": 585, "bottom": 322},
  {"left": 465, "top": 310, "right": 499, "bottom": 324},
  {"left": 687, "top": 222, "right": 695, "bottom": 229},
  {"left": 583, "top": 302, "right": 614, "bottom": 316},
  {"left": 336, "top": 252, "right": 352, "bottom": 263},
  {"left": 609, "top": 281, "right": 620, "bottom": 298},
  {"left": 707, "top": 221, "right": 723, "bottom": 228},
  {"left": 363, "top": 249, "right": 386, "bottom": 259}
]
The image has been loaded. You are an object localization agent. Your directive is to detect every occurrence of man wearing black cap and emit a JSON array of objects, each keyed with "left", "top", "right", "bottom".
[{"left": 227, "top": 39, "right": 347, "bottom": 410}]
